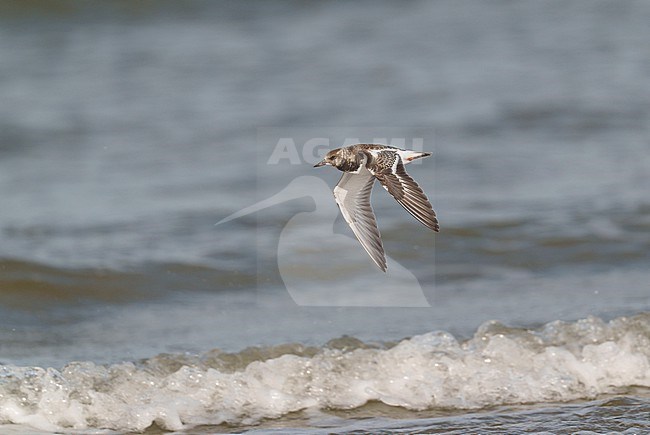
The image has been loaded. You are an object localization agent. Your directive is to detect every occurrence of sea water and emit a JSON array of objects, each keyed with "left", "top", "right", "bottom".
[
  {"left": 1, "top": 0, "right": 649, "bottom": 433},
  {"left": 2, "top": 315, "right": 650, "bottom": 432}
]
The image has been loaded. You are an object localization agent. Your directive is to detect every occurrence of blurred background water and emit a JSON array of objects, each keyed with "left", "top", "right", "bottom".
[{"left": 1, "top": 0, "right": 649, "bottom": 433}]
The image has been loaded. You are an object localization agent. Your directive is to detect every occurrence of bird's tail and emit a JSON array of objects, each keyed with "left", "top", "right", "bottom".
[{"left": 399, "top": 150, "right": 432, "bottom": 164}]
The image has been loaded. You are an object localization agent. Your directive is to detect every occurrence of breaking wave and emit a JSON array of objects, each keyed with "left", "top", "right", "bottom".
[{"left": 2, "top": 314, "right": 650, "bottom": 432}]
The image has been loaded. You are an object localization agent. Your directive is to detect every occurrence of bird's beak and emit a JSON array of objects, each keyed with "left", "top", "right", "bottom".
[{"left": 313, "top": 160, "right": 328, "bottom": 168}]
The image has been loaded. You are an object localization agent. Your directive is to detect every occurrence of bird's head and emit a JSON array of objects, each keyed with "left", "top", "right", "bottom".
[{"left": 313, "top": 148, "right": 343, "bottom": 168}]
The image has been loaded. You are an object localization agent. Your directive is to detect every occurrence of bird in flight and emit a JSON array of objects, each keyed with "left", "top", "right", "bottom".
[{"left": 314, "top": 144, "right": 439, "bottom": 271}]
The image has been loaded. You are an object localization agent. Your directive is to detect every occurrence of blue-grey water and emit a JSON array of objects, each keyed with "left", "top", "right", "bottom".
[{"left": 1, "top": 1, "right": 650, "bottom": 433}]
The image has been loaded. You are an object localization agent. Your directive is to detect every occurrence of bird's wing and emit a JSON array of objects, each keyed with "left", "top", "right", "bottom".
[
  {"left": 368, "top": 152, "right": 440, "bottom": 232},
  {"left": 333, "top": 168, "right": 387, "bottom": 271}
]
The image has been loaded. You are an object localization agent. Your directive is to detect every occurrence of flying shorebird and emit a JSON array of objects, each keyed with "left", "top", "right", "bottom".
[{"left": 314, "top": 144, "right": 439, "bottom": 272}]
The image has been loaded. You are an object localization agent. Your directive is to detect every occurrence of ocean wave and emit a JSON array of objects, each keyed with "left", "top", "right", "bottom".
[
  {"left": 1, "top": 314, "right": 650, "bottom": 432},
  {"left": 0, "top": 259, "right": 257, "bottom": 311}
]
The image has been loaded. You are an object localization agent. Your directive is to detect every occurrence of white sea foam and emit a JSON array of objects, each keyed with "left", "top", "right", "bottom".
[{"left": 2, "top": 314, "right": 650, "bottom": 432}]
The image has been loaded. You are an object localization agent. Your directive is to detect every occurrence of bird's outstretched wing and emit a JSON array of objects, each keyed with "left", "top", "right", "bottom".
[
  {"left": 333, "top": 167, "right": 387, "bottom": 271},
  {"left": 368, "top": 152, "right": 440, "bottom": 232}
]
